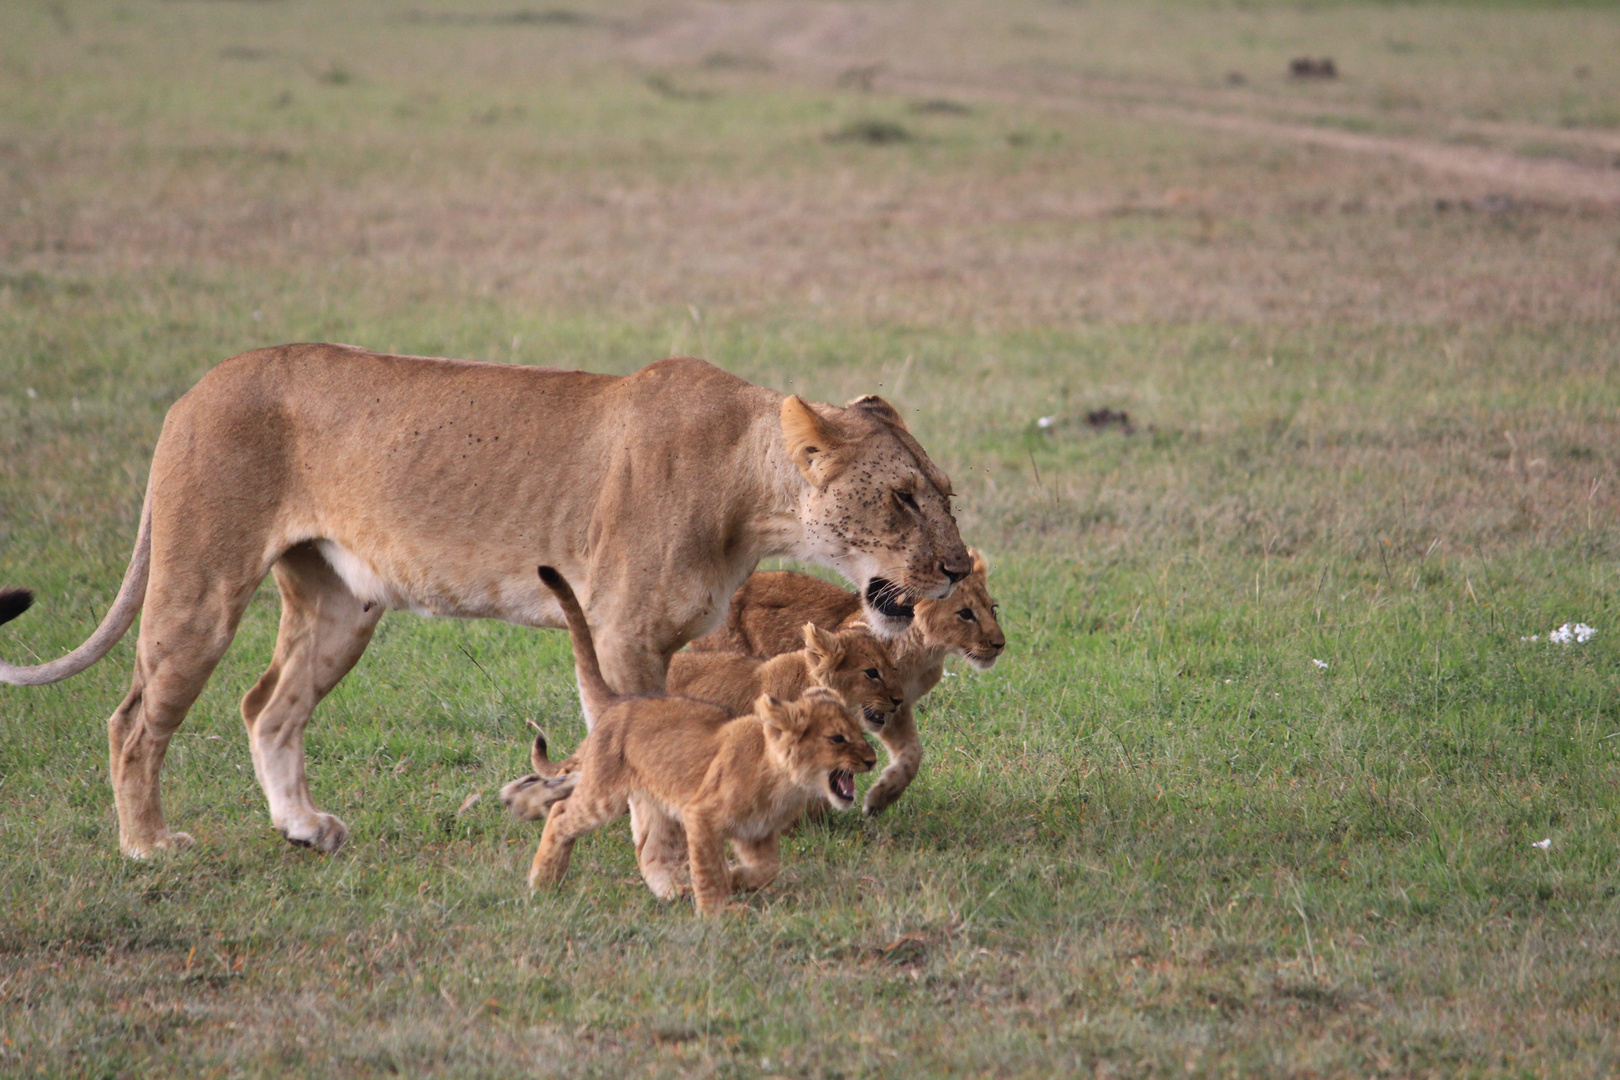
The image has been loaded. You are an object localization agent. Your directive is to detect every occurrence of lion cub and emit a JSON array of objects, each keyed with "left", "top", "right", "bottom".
[
  {"left": 667, "top": 622, "right": 904, "bottom": 729},
  {"left": 689, "top": 550, "right": 1004, "bottom": 815},
  {"left": 502, "top": 621, "right": 903, "bottom": 820},
  {"left": 522, "top": 566, "right": 876, "bottom": 914}
]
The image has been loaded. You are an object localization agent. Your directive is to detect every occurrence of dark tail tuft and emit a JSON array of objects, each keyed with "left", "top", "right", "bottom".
[
  {"left": 538, "top": 565, "right": 564, "bottom": 590},
  {"left": 0, "top": 589, "right": 34, "bottom": 627}
]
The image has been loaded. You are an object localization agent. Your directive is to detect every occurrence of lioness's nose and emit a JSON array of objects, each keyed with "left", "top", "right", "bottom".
[{"left": 940, "top": 558, "right": 970, "bottom": 585}]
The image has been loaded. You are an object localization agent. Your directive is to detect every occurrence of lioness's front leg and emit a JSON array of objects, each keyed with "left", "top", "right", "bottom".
[{"left": 863, "top": 703, "right": 922, "bottom": 816}]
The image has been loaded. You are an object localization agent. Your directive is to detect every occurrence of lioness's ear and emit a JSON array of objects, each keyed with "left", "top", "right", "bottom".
[
  {"left": 780, "top": 395, "right": 846, "bottom": 487},
  {"left": 846, "top": 394, "right": 909, "bottom": 432}
]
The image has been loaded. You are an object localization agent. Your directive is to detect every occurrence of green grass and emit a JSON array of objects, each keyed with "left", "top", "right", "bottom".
[{"left": 4, "top": 0, "right": 1620, "bottom": 1076}]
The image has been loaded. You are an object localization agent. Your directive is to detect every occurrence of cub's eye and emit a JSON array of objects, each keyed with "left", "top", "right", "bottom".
[
  {"left": 957, "top": 608, "right": 976, "bottom": 622},
  {"left": 896, "top": 490, "right": 920, "bottom": 513},
  {"left": 830, "top": 734, "right": 848, "bottom": 744},
  {"left": 864, "top": 667, "right": 880, "bottom": 679}
]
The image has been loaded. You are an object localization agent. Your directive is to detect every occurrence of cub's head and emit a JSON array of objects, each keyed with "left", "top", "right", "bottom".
[
  {"left": 913, "top": 549, "right": 1005, "bottom": 670},
  {"left": 757, "top": 687, "right": 877, "bottom": 810},
  {"left": 780, "top": 394, "right": 971, "bottom": 637},
  {"left": 802, "top": 621, "right": 905, "bottom": 731}
]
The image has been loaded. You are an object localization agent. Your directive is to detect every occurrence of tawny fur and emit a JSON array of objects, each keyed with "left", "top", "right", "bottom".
[
  {"left": 0, "top": 346, "right": 968, "bottom": 893},
  {"left": 522, "top": 567, "right": 876, "bottom": 915},
  {"left": 503, "top": 621, "right": 904, "bottom": 818},
  {"left": 668, "top": 622, "right": 904, "bottom": 728},
  {"left": 688, "top": 550, "right": 1004, "bottom": 815}
]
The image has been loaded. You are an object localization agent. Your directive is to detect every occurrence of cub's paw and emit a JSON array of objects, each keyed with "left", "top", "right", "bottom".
[
  {"left": 863, "top": 786, "right": 902, "bottom": 817},
  {"left": 500, "top": 772, "right": 578, "bottom": 821}
]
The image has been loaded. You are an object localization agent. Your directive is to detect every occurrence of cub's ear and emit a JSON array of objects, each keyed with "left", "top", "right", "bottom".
[
  {"left": 846, "top": 394, "right": 909, "bottom": 432},
  {"left": 969, "top": 548, "right": 988, "bottom": 576},
  {"left": 780, "top": 395, "right": 847, "bottom": 488},
  {"left": 802, "top": 622, "right": 843, "bottom": 673},
  {"left": 756, "top": 692, "right": 806, "bottom": 734}
]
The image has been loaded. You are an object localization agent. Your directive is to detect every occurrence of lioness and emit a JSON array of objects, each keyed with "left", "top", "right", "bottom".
[
  {"left": 0, "top": 346, "right": 967, "bottom": 894},
  {"left": 690, "top": 550, "right": 1004, "bottom": 814},
  {"left": 525, "top": 567, "right": 876, "bottom": 914}
]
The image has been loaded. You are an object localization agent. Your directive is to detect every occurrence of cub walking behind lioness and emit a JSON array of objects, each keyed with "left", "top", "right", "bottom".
[
  {"left": 527, "top": 566, "right": 876, "bottom": 914},
  {"left": 690, "top": 550, "right": 1004, "bottom": 814}
]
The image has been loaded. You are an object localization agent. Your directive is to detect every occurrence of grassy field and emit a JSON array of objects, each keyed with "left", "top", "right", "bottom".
[{"left": 3, "top": 0, "right": 1619, "bottom": 1076}]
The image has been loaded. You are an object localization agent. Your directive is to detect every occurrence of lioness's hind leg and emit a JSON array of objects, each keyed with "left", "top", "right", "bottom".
[
  {"left": 111, "top": 574, "right": 258, "bottom": 857},
  {"left": 240, "top": 543, "right": 382, "bottom": 853}
]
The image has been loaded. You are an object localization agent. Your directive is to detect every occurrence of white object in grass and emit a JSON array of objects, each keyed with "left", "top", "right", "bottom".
[
  {"left": 1312, "top": 658, "right": 1329, "bottom": 670},
  {"left": 1531, "top": 838, "right": 1551, "bottom": 850},
  {"left": 1549, "top": 623, "right": 1597, "bottom": 645}
]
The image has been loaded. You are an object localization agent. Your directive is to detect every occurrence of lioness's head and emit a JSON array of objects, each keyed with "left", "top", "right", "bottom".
[
  {"left": 756, "top": 687, "right": 877, "bottom": 810},
  {"left": 780, "top": 394, "right": 971, "bottom": 637},
  {"left": 802, "top": 621, "right": 905, "bottom": 731},
  {"left": 913, "top": 549, "right": 1006, "bottom": 671}
]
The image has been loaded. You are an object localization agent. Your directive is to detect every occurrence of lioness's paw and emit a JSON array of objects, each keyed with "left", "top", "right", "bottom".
[
  {"left": 278, "top": 813, "right": 349, "bottom": 853},
  {"left": 500, "top": 772, "right": 578, "bottom": 821},
  {"left": 121, "top": 830, "right": 196, "bottom": 859}
]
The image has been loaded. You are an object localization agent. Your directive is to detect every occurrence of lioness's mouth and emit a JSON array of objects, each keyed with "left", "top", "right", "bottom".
[
  {"left": 864, "top": 578, "right": 915, "bottom": 620},
  {"left": 828, "top": 769, "right": 856, "bottom": 803}
]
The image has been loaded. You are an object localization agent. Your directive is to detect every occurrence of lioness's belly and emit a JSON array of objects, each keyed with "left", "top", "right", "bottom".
[{"left": 314, "top": 539, "right": 564, "bottom": 627}]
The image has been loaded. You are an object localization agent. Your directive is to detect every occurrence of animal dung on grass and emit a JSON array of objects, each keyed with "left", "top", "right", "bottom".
[
  {"left": 1289, "top": 57, "right": 1338, "bottom": 80},
  {"left": 828, "top": 119, "right": 913, "bottom": 145}
]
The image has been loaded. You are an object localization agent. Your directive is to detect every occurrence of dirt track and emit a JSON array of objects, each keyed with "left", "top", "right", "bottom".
[{"left": 623, "top": 0, "right": 1620, "bottom": 207}]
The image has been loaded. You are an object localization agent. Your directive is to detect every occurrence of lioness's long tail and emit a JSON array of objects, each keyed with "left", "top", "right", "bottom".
[
  {"left": 0, "top": 487, "right": 152, "bottom": 687},
  {"left": 537, "top": 565, "right": 619, "bottom": 718}
]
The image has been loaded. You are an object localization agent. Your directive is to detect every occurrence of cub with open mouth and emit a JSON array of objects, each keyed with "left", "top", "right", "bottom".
[{"left": 523, "top": 566, "right": 876, "bottom": 914}]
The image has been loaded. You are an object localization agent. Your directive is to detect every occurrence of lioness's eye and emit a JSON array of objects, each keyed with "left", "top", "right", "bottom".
[
  {"left": 830, "top": 734, "right": 848, "bottom": 744},
  {"left": 864, "top": 667, "right": 880, "bottom": 679},
  {"left": 957, "top": 608, "right": 976, "bottom": 621},
  {"left": 897, "top": 490, "right": 920, "bottom": 513}
]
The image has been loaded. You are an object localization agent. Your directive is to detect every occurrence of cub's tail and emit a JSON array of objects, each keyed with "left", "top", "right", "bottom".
[
  {"left": 1, "top": 489, "right": 152, "bottom": 687},
  {"left": 537, "top": 565, "right": 619, "bottom": 720}
]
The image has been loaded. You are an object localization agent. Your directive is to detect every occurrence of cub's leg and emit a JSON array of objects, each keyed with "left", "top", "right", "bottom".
[
  {"left": 729, "top": 834, "right": 781, "bottom": 893},
  {"left": 591, "top": 628, "right": 690, "bottom": 900},
  {"left": 863, "top": 702, "right": 922, "bottom": 816},
  {"left": 238, "top": 543, "right": 382, "bottom": 852},
  {"left": 683, "top": 811, "right": 734, "bottom": 915},
  {"left": 109, "top": 548, "right": 262, "bottom": 857},
  {"left": 529, "top": 781, "right": 626, "bottom": 889}
]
